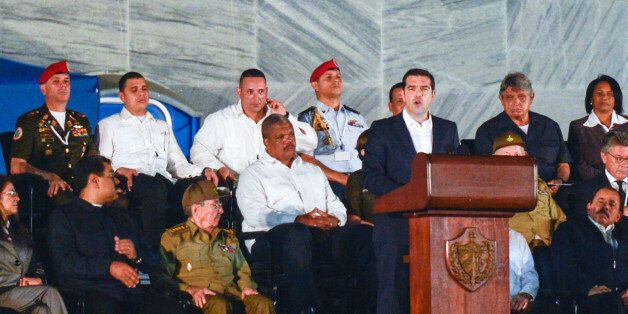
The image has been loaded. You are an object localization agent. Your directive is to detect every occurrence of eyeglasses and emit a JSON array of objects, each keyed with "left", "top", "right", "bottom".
[
  {"left": 2, "top": 191, "right": 18, "bottom": 197},
  {"left": 606, "top": 152, "right": 628, "bottom": 163},
  {"left": 202, "top": 201, "right": 223, "bottom": 211}
]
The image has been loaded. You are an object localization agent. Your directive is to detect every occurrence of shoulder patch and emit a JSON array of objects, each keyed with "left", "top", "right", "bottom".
[
  {"left": 343, "top": 105, "right": 360, "bottom": 115},
  {"left": 12, "top": 127, "right": 23, "bottom": 141},
  {"left": 167, "top": 224, "right": 189, "bottom": 235},
  {"left": 26, "top": 110, "right": 40, "bottom": 117}
]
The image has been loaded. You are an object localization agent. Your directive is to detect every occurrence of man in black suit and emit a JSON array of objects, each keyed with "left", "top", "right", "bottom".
[
  {"left": 569, "top": 131, "right": 628, "bottom": 218},
  {"left": 363, "top": 68, "right": 460, "bottom": 314},
  {"left": 553, "top": 186, "right": 628, "bottom": 313}
]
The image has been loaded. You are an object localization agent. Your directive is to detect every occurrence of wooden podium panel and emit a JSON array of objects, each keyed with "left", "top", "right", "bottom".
[
  {"left": 373, "top": 154, "right": 537, "bottom": 314},
  {"left": 410, "top": 215, "right": 510, "bottom": 314}
]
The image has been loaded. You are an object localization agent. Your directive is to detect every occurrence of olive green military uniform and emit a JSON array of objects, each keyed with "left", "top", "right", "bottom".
[
  {"left": 344, "top": 169, "right": 375, "bottom": 223},
  {"left": 509, "top": 178, "right": 567, "bottom": 248},
  {"left": 11, "top": 104, "right": 95, "bottom": 183},
  {"left": 159, "top": 219, "right": 275, "bottom": 314}
]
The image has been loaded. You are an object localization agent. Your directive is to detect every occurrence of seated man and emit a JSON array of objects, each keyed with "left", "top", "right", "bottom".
[
  {"left": 98, "top": 72, "right": 218, "bottom": 251},
  {"left": 48, "top": 155, "right": 180, "bottom": 314},
  {"left": 570, "top": 131, "right": 628, "bottom": 218},
  {"left": 493, "top": 131, "right": 566, "bottom": 247},
  {"left": 475, "top": 72, "right": 571, "bottom": 193},
  {"left": 552, "top": 186, "right": 628, "bottom": 313},
  {"left": 236, "top": 114, "right": 375, "bottom": 313},
  {"left": 509, "top": 229, "right": 539, "bottom": 313},
  {"left": 155, "top": 180, "right": 275, "bottom": 314},
  {"left": 344, "top": 129, "right": 375, "bottom": 225}
]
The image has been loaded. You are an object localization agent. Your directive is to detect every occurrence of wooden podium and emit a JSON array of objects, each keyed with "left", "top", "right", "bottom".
[{"left": 373, "top": 153, "right": 537, "bottom": 314}]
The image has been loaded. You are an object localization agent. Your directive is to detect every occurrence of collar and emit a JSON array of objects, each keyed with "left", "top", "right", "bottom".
[
  {"left": 259, "top": 151, "right": 302, "bottom": 169},
  {"left": 402, "top": 109, "right": 432, "bottom": 129},
  {"left": 186, "top": 218, "right": 220, "bottom": 239},
  {"left": 605, "top": 168, "right": 627, "bottom": 183},
  {"left": 497, "top": 111, "right": 539, "bottom": 128},
  {"left": 583, "top": 111, "right": 628, "bottom": 128},
  {"left": 234, "top": 100, "right": 271, "bottom": 121},
  {"left": 120, "top": 107, "right": 155, "bottom": 121},
  {"left": 588, "top": 215, "right": 615, "bottom": 234},
  {"left": 316, "top": 100, "right": 343, "bottom": 114}
]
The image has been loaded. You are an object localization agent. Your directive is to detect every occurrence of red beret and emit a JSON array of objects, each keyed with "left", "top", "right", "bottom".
[
  {"left": 310, "top": 59, "right": 340, "bottom": 83},
  {"left": 38, "top": 61, "right": 69, "bottom": 84}
]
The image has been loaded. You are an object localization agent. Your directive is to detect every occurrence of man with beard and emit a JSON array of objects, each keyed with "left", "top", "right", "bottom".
[
  {"left": 48, "top": 155, "right": 180, "bottom": 313},
  {"left": 553, "top": 186, "right": 628, "bottom": 313},
  {"left": 237, "top": 114, "right": 375, "bottom": 313}
]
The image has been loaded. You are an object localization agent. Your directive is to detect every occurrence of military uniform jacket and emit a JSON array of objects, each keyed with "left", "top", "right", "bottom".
[
  {"left": 11, "top": 104, "right": 95, "bottom": 182},
  {"left": 298, "top": 102, "right": 368, "bottom": 173},
  {"left": 157, "top": 220, "right": 256, "bottom": 297}
]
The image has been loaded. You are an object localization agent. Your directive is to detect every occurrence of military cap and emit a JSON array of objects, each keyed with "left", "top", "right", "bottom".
[
  {"left": 181, "top": 180, "right": 222, "bottom": 208},
  {"left": 39, "top": 60, "right": 70, "bottom": 84},
  {"left": 310, "top": 58, "right": 339, "bottom": 83},
  {"left": 493, "top": 131, "right": 525, "bottom": 152}
]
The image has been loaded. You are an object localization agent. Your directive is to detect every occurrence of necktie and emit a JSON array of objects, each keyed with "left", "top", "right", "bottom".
[{"left": 616, "top": 180, "right": 626, "bottom": 207}]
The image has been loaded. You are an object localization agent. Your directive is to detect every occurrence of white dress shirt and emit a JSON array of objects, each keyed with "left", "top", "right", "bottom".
[
  {"left": 402, "top": 109, "right": 432, "bottom": 153},
  {"left": 588, "top": 216, "right": 618, "bottom": 249},
  {"left": 98, "top": 108, "right": 204, "bottom": 182},
  {"left": 236, "top": 153, "right": 347, "bottom": 250},
  {"left": 509, "top": 229, "right": 539, "bottom": 299},
  {"left": 190, "top": 101, "right": 317, "bottom": 174},
  {"left": 583, "top": 111, "right": 628, "bottom": 132}
]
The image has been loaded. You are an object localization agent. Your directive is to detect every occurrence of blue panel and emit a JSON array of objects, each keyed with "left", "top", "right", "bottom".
[{"left": 0, "top": 57, "right": 100, "bottom": 174}]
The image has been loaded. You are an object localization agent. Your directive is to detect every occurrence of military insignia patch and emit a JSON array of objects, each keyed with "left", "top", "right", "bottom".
[
  {"left": 445, "top": 227, "right": 496, "bottom": 292},
  {"left": 12, "top": 127, "right": 23, "bottom": 141},
  {"left": 348, "top": 119, "right": 364, "bottom": 128},
  {"left": 219, "top": 244, "right": 236, "bottom": 254}
]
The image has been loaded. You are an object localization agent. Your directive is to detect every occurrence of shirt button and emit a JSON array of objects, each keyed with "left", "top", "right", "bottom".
[
  {"left": 65, "top": 148, "right": 69, "bottom": 153},
  {"left": 68, "top": 164, "right": 72, "bottom": 168}
]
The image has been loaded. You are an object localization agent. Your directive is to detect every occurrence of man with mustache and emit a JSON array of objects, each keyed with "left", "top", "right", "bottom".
[
  {"left": 237, "top": 114, "right": 375, "bottom": 313},
  {"left": 10, "top": 60, "right": 96, "bottom": 204},
  {"left": 552, "top": 186, "right": 628, "bottom": 313},
  {"left": 569, "top": 131, "right": 628, "bottom": 218},
  {"left": 98, "top": 72, "right": 218, "bottom": 255},
  {"left": 475, "top": 72, "right": 571, "bottom": 195}
]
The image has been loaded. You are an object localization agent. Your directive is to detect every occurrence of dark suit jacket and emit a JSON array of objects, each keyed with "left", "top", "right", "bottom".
[
  {"left": 567, "top": 116, "right": 628, "bottom": 181},
  {"left": 363, "top": 114, "right": 460, "bottom": 197},
  {"left": 567, "top": 173, "right": 625, "bottom": 219},
  {"left": 552, "top": 216, "right": 628, "bottom": 298}
]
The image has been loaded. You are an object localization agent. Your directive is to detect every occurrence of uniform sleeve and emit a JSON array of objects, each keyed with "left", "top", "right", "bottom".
[
  {"left": 288, "top": 114, "right": 317, "bottom": 154},
  {"left": 82, "top": 118, "right": 98, "bottom": 156},
  {"left": 10, "top": 115, "right": 36, "bottom": 162},
  {"left": 97, "top": 119, "right": 115, "bottom": 160},
  {"left": 165, "top": 125, "right": 204, "bottom": 179},
  {"left": 233, "top": 241, "right": 257, "bottom": 290},
  {"left": 190, "top": 115, "right": 227, "bottom": 170},
  {"left": 344, "top": 172, "right": 362, "bottom": 217},
  {"left": 48, "top": 208, "right": 112, "bottom": 281},
  {"left": 362, "top": 121, "right": 406, "bottom": 196},
  {"left": 236, "top": 169, "right": 300, "bottom": 230}
]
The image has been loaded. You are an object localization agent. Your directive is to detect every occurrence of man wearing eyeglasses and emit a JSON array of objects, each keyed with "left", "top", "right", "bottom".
[
  {"left": 155, "top": 180, "right": 275, "bottom": 314},
  {"left": 569, "top": 131, "right": 628, "bottom": 218}
]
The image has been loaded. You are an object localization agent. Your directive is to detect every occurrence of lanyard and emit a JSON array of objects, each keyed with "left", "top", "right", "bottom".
[{"left": 329, "top": 108, "right": 347, "bottom": 150}]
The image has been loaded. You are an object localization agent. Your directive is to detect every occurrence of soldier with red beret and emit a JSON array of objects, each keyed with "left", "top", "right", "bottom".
[
  {"left": 10, "top": 61, "right": 96, "bottom": 207},
  {"left": 298, "top": 59, "right": 369, "bottom": 198}
]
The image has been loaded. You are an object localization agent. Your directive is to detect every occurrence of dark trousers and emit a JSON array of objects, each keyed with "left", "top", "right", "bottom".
[
  {"left": 373, "top": 214, "right": 409, "bottom": 314},
  {"left": 252, "top": 222, "right": 376, "bottom": 313},
  {"left": 84, "top": 288, "right": 181, "bottom": 314}
]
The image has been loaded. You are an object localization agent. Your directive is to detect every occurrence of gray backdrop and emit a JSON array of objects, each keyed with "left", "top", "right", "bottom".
[{"left": 1, "top": 0, "right": 626, "bottom": 138}]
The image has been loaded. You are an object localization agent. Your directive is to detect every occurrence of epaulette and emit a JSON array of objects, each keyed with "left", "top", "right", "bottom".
[
  {"left": 167, "top": 224, "right": 189, "bottom": 235},
  {"left": 299, "top": 106, "right": 316, "bottom": 116},
  {"left": 70, "top": 110, "right": 86, "bottom": 118},
  {"left": 344, "top": 105, "right": 360, "bottom": 115},
  {"left": 26, "top": 110, "right": 40, "bottom": 117}
]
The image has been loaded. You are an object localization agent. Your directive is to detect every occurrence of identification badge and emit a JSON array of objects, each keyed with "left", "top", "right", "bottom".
[{"left": 334, "top": 151, "right": 350, "bottom": 161}]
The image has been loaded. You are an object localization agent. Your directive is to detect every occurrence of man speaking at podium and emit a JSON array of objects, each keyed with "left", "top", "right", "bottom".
[{"left": 363, "top": 68, "right": 461, "bottom": 314}]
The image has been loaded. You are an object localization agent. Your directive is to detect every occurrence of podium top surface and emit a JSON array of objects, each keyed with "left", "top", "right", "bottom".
[{"left": 373, "top": 154, "right": 538, "bottom": 214}]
